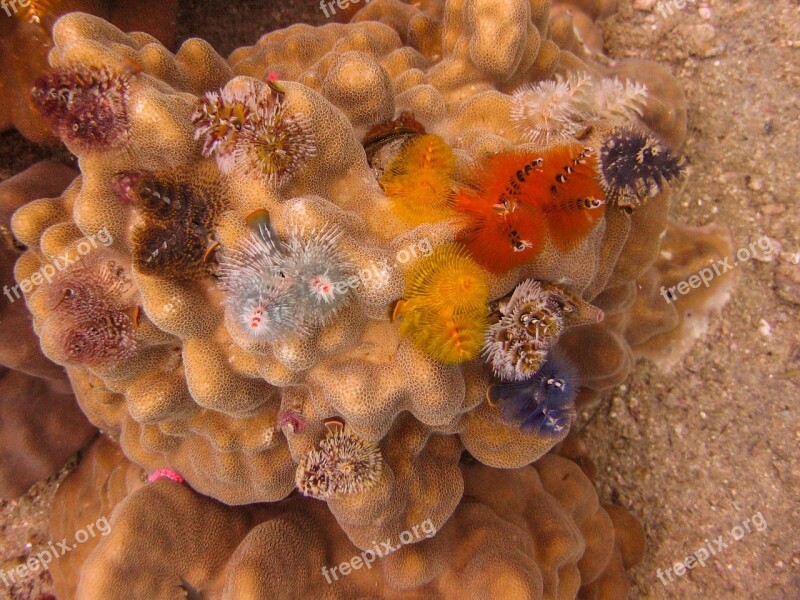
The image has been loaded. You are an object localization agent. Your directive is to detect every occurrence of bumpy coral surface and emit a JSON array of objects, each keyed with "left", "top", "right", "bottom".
[
  {"left": 11, "top": 0, "right": 732, "bottom": 576},
  {"left": 0, "top": 0, "right": 178, "bottom": 143},
  {"left": 51, "top": 435, "right": 643, "bottom": 600},
  {"left": 48, "top": 436, "right": 146, "bottom": 600},
  {"left": 0, "top": 162, "right": 97, "bottom": 498}
]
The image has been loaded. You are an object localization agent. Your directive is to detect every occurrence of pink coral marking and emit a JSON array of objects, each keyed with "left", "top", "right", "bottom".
[
  {"left": 279, "top": 411, "right": 306, "bottom": 434},
  {"left": 148, "top": 468, "right": 185, "bottom": 483},
  {"left": 110, "top": 172, "right": 141, "bottom": 204}
]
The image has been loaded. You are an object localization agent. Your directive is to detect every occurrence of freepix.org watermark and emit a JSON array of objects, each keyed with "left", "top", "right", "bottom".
[
  {"left": 1, "top": 516, "right": 111, "bottom": 588},
  {"left": 654, "top": 0, "right": 699, "bottom": 20},
  {"left": 2, "top": 227, "right": 113, "bottom": 304},
  {"left": 1, "top": 0, "right": 33, "bottom": 17},
  {"left": 329, "top": 237, "right": 433, "bottom": 297},
  {"left": 321, "top": 518, "right": 436, "bottom": 584},
  {"left": 656, "top": 511, "right": 768, "bottom": 587},
  {"left": 659, "top": 235, "right": 775, "bottom": 304},
  {"left": 319, "top": 0, "right": 372, "bottom": 19}
]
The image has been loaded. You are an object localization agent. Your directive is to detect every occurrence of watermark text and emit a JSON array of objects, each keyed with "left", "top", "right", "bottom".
[
  {"left": 2, "top": 227, "right": 113, "bottom": 304},
  {"left": 1, "top": 516, "right": 111, "bottom": 588},
  {"left": 321, "top": 518, "right": 436, "bottom": 584},
  {"left": 656, "top": 511, "right": 768, "bottom": 586},
  {"left": 660, "top": 235, "right": 774, "bottom": 304}
]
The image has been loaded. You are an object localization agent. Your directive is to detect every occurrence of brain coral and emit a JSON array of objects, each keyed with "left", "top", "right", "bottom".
[
  {"left": 51, "top": 435, "right": 644, "bottom": 600},
  {"left": 10, "top": 0, "right": 733, "bottom": 583}
]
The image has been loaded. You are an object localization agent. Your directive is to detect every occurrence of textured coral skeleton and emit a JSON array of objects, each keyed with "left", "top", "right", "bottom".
[
  {"left": 2, "top": 0, "right": 737, "bottom": 597},
  {"left": 47, "top": 435, "right": 647, "bottom": 599}
]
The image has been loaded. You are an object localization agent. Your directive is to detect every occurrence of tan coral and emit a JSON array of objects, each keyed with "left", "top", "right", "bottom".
[
  {"left": 627, "top": 221, "right": 736, "bottom": 369},
  {"left": 0, "top": 0, "right": 179, "bottom": 143},
  {"left": 48, "top": 436, "right": 146, "bottom": 600},
  {"left": 559, "top": 219, "right": 734, "bottom": 411},
  {"left": 9, "top": 0, "right": 730, "bottom": 556},
  {"left": 50, "top": 436, "right": 642, "bottom": 599},
  {"left": 0, "top": 162, "right": 97, "bottom": 499},
  {"left": 0, "top": 369, "right": 95, "bottom": 499}
]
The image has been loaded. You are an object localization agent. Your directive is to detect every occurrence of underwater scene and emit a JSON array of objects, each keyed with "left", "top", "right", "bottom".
[{"left": 0, "top": 0, "right": 797, "bottom": 598}]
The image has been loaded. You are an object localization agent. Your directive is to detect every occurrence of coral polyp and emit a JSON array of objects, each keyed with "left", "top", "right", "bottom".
[
  {"left": 296, "top": 423, "right": 383, "bottom": 500},
  {"left": 31, "top": 65, "right": 133, "bottom": 152},
  {"left": 282, "top": 225, "right": 355, "bottom": 325},
  {"left": 194, "top": 78, "right": 316, "bottom": 185},
  {"left": 483, "top": 279, "right": 598, "bottom": 381},
  {"left": 397, "top": 243, "right": 489, "bottom": 363},
  {"left": 489, "top": 348, "right": 578, "bottom": 437},
  {"left": 41, "top": 257, "right": 140, "bottom": 365},
  {"left": 596, "top": 124, "right": 686, "bottom": 210},
  {"left": 380, "top": 134, "right": 457, "bottom": 224},
  {"left": 510, "top": 75, "right": 590, "bottom": 144}
]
